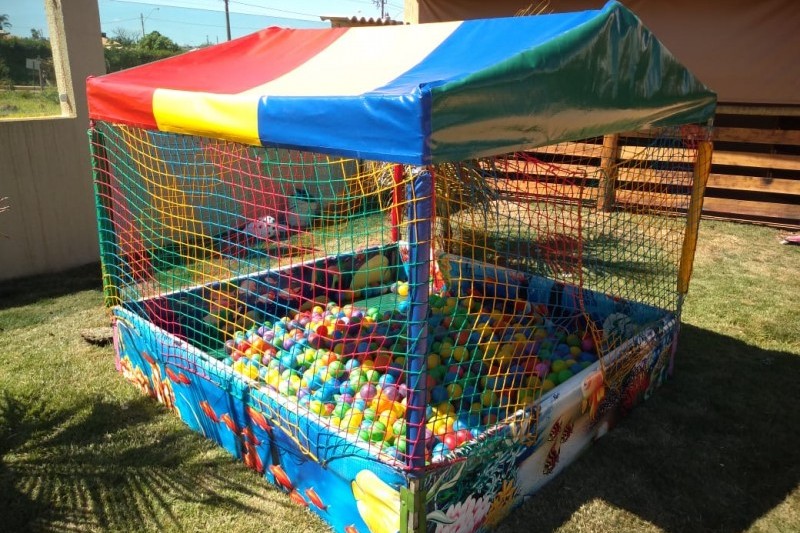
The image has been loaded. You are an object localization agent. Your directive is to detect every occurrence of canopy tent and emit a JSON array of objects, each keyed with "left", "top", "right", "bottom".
[{"left": 86, "top": 0, "right": 716, "bottom": 164}]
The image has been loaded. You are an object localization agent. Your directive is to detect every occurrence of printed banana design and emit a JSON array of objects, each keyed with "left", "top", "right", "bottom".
[{"left": 351, "top": 470, "right": 401, "bottom": 533}]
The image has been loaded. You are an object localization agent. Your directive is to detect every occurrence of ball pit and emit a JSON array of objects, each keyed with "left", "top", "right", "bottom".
[{"left": 221, "top": 279, "right": 599, "bottom": 465}]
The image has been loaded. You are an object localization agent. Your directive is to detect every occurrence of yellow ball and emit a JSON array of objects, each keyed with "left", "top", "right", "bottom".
[{"left": 397, "top": 283, "right": 409, "bottom": 297}]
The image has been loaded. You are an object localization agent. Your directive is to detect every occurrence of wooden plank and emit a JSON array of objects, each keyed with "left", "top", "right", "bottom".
[
  {"left": 491, "top": 159, "right": 595, "bottom": 179},
  {"left": 527, "top": 141, "right": 604, "bottom": 158},
  {"left": 616, "top": 167, "right": 693, "bottom": 188},
  {"left": 614, "top": 189, "right": 691, "bottom": 211},
  {"left": 713, "top": 127, "right": 800, "bottom": 146},
  {"left": 619, "top": 144, "right": 695, "bottom": 162},
  {"left": 716, "top": 104, "right": 800, "bottom": 117},
  {"left": 493, "top": 178, "right": 594, "bottom": 201},
  {"left": 706, "top": 174, "right": 800, "bottom": 195},
  {"left": 712, "top": 150, "right": 800, "bottom": 171},
  {"left": 702, "top": 197, "right": 800, "bottom": 220}
]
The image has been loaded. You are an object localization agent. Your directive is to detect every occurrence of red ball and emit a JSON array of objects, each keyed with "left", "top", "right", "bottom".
[
  {"left": 443, "top": 432, "right": 458, "bottom": 451},
  {"left": 455, "top": 429, "right": 472, "bottom": 446}
]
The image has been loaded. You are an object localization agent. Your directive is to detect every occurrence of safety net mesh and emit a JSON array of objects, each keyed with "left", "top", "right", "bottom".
[{"left": 91, "top": 121, "right": 708, "bottom": 473}]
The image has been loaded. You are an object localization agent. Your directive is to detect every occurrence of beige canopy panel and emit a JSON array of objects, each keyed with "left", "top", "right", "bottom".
[{"left": 407, "top": 0, "right": 800, "bottom": 105}]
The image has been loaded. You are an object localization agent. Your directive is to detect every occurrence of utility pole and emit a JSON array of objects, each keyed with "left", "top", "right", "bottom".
[
  {"left": 140, "top": 8, "right": 158, "bottom": 38},
  {"left": 372, "top": 0, "right": 387, "bottom": 19},
  {"left": 223, "top": 0, "right": 231, "bottom": 41}
]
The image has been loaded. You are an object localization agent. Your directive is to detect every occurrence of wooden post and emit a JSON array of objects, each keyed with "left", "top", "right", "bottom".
[
  {"left": 597, "top": 134, "right": 621, "bottom": 211},
  {"left": 678, "top": 140, "right": 713, "bottom": 294}
]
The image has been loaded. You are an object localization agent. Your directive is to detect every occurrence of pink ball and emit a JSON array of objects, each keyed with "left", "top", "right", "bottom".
[
  {"left": 581, "top": 337, "right": 595, "bottom": 352},
  {"left": 360, "top": 383, "right": 378, "bottom": 403},
  {"left": 381, "top": 385, "right": 399, "bottom": 402},
  {"left": 533, "top": 361, "right": 551, "bottom": 378}
]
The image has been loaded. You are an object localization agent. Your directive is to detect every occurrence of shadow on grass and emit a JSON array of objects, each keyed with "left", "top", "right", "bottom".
[
  {"left": 498, "top": 324, "right": 800, "bottom": 533},
  {"left": 0, "top": 391, "right": 293, "bottom": 531},
  {"left": 0, "top": 262, "right": 103, "bottom": 311}
]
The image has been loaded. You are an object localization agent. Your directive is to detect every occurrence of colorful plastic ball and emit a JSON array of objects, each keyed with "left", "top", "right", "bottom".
[
  {"left": 396, "top": 435, "right": 407, "bottom": 453},
  {"left": 443, "top": 432, "right": 458, "bottom": 451},
  {"left": 341, "top": 409, "right": 364, "bottom": 432},
  {"left": 557, "top": 369, "right": 573, "bottom": 384},
  {"left": 363, "top": 369, "right": 381, "bottom": 385},
  {"left": 308, "top": 399, "right": 327, "bottom": 415},
  {"left": 332, "top": 402, "right": 350, "bottom": 419},
  {"left": 396, "top": 283, "right": 409, "bottom": 297},
  {"left": 541, "top": 379, "right": 556, "bottom": 392},
  {"left": 392, "top": 419, "right": 407, "bottom": 438},
  {"left": 367, "top": 421, "right": 387, "bottom": 442},
  {"left": 446, "top": 382, "right": 463, "bottom": 400},
  {"left": 481, "top": 390, "right": 499, "bottom": 407},
  {"left": 430, "top": 385, "right": 448, "bottom": 404},
  {"left": 327, "top": 360, "right": 345, "bottom": 378},
  {"left": 455, "top": 429, "right": 472, "bottom": 446},
  {"left": 533, "top": 361, "right": 550, "bottom": 378},
  {"left": 432, "top": 442, "right": 449, "bottom": 456},
  {"left": 385, "top": 363, "right": 403, "bottom": 381},
  {"left": 359, "top": 383, "right": 379, "bottom": 403},
  {"left": 377, "top": 374, "right": 396, "bottom": 389}
]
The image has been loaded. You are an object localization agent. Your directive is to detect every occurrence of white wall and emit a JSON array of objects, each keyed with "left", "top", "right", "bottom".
[{"left": 0, "top": 0, "right": 106, "bottom": 281}]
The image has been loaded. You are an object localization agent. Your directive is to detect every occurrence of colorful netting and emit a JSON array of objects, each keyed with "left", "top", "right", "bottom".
[{"left": 92, "top": 122, "right": 709, "bottom": 472}]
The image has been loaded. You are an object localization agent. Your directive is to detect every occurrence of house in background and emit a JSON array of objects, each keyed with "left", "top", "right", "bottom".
[{"left": 404, "top": 0, "right": 800, "bottom": 227}]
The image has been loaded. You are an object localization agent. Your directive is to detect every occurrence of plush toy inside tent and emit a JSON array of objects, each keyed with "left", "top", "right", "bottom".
[{"left": 87, "top": 2, "right": 715, "bottom": 531}]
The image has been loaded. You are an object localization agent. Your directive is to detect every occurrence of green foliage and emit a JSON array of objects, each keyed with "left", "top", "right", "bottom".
[
  {"left": 0, "top": 13, "right": 11, "bottom": 30},
  {"left": 0, "top": 57, "right": 11, "bottom": 88},
  {"left": 0, "top": 88, "right": 61, "bottom": 118},
  {"left": 103, "top": 31, "right": 183, "bottom": 73},
  {"left": 138, "top": 31, "right": 181, "bottom": 52},
  {"left": 104, "top": 47, "right": 180, "bottom": 73},
  {"left": 0, "top": 36, "right": 52, "bottom": 85}
]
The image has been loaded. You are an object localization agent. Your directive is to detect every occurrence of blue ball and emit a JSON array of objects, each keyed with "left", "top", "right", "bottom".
[
  {"left": 430, "top": 385, "right": 448, "bottom": 404},
  {"left": 280, "top": 352, "right": 297, "bottom": 369},
  {"left": 397, "top": 299, "right": 410, "bottom": 314},
  {"left": 386, "top": 363, "right": 403, "bottom": 380},
  {"left": 432, "top": 442, "right": 449, "bottom": 455},
  {"left": 443, "top": 372, "right": 460, "bottom": 386},
  {"left": 378, "top": 374, "right": 396, "bottom": 387}
]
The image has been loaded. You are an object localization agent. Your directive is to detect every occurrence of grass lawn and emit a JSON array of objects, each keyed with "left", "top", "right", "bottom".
[
  {"left": 0, "top": 89, "right": 62, "bottom": 119},
  {"left": 1, "top": 219, "right": 799, "bottom": 532}
]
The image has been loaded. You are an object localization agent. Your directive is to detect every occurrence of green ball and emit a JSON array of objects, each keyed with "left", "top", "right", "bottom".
[
  {"left": 369, "top": 421, "right": 387, "bottom": 442},
  {"left": 557, "top": 369, "right": 573, "bottom": 384}
]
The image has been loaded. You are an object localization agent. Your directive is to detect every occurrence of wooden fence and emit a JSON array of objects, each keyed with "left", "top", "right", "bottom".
[{"left": 503, "top": 106, "right": 800, "bottom": 229}]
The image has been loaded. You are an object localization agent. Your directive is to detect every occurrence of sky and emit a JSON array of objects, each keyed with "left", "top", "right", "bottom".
[{"left": 0, "top": 0, "right": 405, "bottom": 47}]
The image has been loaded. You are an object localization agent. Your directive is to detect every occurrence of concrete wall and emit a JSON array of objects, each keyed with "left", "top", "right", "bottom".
[{"left": 0, "top": 0, "right": 106, "bottom": 281}]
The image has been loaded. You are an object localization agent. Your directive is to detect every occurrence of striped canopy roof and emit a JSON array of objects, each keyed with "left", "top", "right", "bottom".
[{"left": 86, "top": 1, "right": 716, "bottom": 164}]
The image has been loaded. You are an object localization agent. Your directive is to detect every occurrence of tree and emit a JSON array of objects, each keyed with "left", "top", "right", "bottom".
[
  {"left": 110, "top": 27, "right": 139, "bottom": 47},
  {"left": 138, "top": 31, "right": 180, "bottom": 52},
  {"left": 0, "top": 14, "right": 11, "bottom": 30},
  {"left": 30, "top": 28, "right": 46, "bottom": 41}
]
